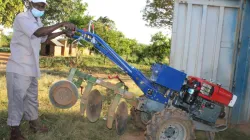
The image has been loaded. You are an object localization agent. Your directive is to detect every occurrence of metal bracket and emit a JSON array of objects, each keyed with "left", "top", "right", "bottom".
[
  {"left": 67, "top": 68, "right": 77, "bottom": 81},
  {"left": 106, "top": 83, "right": 123, "bottom": 129},
  {"left": 192, "top": 120, "right": 227, "bottom": 132}
]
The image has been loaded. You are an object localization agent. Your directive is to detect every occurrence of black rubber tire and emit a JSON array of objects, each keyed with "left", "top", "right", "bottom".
[
  {"left": 130, "top": 107, "right": 148, "bottom": 130},
  {"left": 145, "top": 108, "right": 196, "bottom": 140}
]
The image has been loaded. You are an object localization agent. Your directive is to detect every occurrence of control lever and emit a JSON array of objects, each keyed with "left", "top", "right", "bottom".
[{"left": 108, "top": 75, "right": 128, "bottom": 91}]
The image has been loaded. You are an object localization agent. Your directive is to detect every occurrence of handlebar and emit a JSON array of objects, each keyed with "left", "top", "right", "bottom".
[{"left": 88, "top": 20, "right": 95, "bottom": 33}]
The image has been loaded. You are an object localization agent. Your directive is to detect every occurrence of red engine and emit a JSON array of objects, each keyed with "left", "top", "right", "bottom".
[
  {"left": 187, "top": 76, "right": 235, "bottom": 107},
  {"left": 172, "top": 76, "right": 237, "bottom": 125}
]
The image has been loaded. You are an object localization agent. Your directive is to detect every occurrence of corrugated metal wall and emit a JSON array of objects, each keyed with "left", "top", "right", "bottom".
[
  {"left": 231, "top": 0, "right": 250, "bottom": 124},
  {"left": 170, "top": 0, "right": 250, "bottom": 124},
  {"left": 170, "top": 0, "right": 241, "bottom": 91}
]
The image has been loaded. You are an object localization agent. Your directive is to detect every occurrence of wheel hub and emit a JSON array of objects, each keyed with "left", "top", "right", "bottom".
[
  {"left": 159, "top": 123, "right": 185, "bottom": 140},
  {"left": 164, "top": 126, "right": 176, "bottom": 138}
]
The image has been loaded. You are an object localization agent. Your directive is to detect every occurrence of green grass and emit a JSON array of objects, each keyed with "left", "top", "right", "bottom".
[
  {"left": 39, "top": 54, "right": 151, "bottom": 76},
  {"left": 0, "top": 69, "right": 142, "bottom": 140},
  {"left": 1, "top": 55, "right": 250, "bottom": 140}
]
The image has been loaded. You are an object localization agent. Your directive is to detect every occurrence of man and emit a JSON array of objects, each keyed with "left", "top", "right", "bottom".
[{"left": 6, "top": 0, "right": 76, "bottom": 139}]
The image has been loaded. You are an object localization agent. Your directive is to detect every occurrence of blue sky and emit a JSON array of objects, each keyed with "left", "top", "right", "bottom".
[{"left": 82, "top": 0, "right": 170, "bottom": 44}]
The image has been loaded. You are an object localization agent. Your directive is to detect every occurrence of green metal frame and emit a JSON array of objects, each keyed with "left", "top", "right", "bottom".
[{"left": 63, "top": 68, "right": 138, "bottom": 121}]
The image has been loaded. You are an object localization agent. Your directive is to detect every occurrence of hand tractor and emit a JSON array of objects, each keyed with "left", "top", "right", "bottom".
[{"left": 48, "top": 21, "right": 238, "bottom": 140}]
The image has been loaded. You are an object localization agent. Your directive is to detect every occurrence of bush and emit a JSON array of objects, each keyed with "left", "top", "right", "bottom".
[
  {"left": 126, "top": 55, "right": 138, "bottom": 63},
  {"left": 0, "top": 34, "right": 12, "bottom": 48},
  {"left": 40, "top": 57, "right": 76, "bottom": 68},
  {"left": 0, "top": 47, "right": 10, "bottom": 52}
]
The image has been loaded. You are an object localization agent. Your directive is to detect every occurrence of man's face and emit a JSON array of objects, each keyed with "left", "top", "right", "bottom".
[{"left": 31, "top": 2, "right": 46, "bottom": 11}]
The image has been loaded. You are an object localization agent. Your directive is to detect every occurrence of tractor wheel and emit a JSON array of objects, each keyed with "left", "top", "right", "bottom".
[
  {"left": 130, "top": 107, "right": 152, "bottom": 130},
  {"left": 145, "top": 108, "right": 195, "bottom": 140}
]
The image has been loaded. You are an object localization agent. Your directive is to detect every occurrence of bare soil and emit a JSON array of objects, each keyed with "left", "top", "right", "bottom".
[
  {"left": 0, "top": 52, "right": 10, "bottom": 67},
  {"left": 232, "top": 123, "right": 250, "bottom": 136},
  {"left": 120, "top": 131, "right": 144, "bottom": 140}
]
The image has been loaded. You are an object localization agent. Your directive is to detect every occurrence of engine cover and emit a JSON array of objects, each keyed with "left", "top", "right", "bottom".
[
  {"left": 188, "top": 76, "right": 236, "bottom": 107},
  {"left": 150, "top": 63, "right": 187, "bottom": 92}
]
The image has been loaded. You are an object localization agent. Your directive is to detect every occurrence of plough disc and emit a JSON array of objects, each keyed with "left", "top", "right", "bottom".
[
  {"left": 115, "top": 101, "right": 128, "bottom": 135},
  {"left": 49, "top": 80, "right": 79, "bottom": 109},
  {"left": 86, "top": 89, "right": 103, "bottom": 122}
]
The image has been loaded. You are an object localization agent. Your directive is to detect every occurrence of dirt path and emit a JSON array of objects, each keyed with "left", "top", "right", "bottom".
[
  {"left": 120, "top": 131, "right": 144, "bottom": 140},
  {"left": 0, "top": 52, "right": 10, "bottom": 68}
]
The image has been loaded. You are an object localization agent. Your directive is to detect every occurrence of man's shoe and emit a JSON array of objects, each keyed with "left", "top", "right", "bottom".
[
  {"left": 10, "top": 126, "right": 26, "bottom": 140},
  {"left": 29, "top": 119, "right": 48, "bottom": 133}
]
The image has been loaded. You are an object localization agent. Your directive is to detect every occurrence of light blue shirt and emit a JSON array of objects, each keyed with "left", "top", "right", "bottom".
[{"left": 6, "top": 10, "right": 47, "bottom": 78}]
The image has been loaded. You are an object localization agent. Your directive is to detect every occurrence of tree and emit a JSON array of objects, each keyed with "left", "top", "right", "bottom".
[
  {"left": 142, "top": 0, "right": 174, "bottom": 28},
  {"left": 0, "top": 34, "right": 12, "bottom": 47},
  {"left": 134, "top": 43, "right": 148, "bottom": 63},
  {"left": 97, "top": 16, "right": 116, "bottom": 30},
  {"left": 68, "top": 15, "right": 93, "bottom": 47},
  {"left": 132, "top": 32, "right": 170, "bottom": 64},
  {"left": 94, "top": 20, "right": 125, "bottom": 54},
  {"left": 118, "top": 38, "right": 131, "bottom": 60},
  {"left": 69, "top": 15, "right": 93, "bottom": 30},
  {"left": 0, "top": 0, "right": 24, "bottom": 27},
  {"left": 148, "top": 32, "right": 170, "bottom": 62},
  {"left": 41, "top": 0, "right": 88, "bottom": 25},
  {"left": 0, "top": 0, "right": 88, "bottom": 27}
]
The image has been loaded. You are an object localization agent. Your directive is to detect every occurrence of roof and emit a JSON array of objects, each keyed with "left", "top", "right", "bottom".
[{"left": 51, "top": 39, "right": 64, "bottom": 47}]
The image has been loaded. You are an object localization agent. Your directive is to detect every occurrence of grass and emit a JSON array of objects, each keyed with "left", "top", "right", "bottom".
[
  {"left": 0, "top": 54, "right": 250, "bottom": 140},
  {"left": 0, "top": 69, "right": 142, "bottom": 140},
  {"left": 39, "top": 54, "right": 151, "bottom": 76}
]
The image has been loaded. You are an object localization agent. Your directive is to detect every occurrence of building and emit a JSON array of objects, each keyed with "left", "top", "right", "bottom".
[{"left": 40, "top": 39, "right": 77, "bottom": 57}]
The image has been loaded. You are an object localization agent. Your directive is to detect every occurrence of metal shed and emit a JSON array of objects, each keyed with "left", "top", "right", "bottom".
[
  {"left": 231, "top": 0, "right": 250, "bottom": 124},
  {"left": 169, "top": 0, "right": 250, "bottom": 124}
]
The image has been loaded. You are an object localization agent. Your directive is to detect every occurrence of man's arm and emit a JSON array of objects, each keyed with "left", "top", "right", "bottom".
[
  {"left": 43, "top": 30, "right": 75, "bottom": 43},
  {"left": 16, "top": 15, "right": 76, "bottom": 39},
  {"left": 34, "top": 22, "right": 76, "bottom": 37},
  {"left": 46, "top": 31, "right": 64, "bottom": 41}
]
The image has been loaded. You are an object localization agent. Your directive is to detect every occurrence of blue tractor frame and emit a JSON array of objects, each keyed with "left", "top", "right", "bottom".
[{"left": 73, "top": 28, "right": 187, "bottom": 107}]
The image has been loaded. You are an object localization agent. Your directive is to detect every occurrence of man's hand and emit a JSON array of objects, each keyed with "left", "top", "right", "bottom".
[
  {"left": 64, "top": 30, "right": 75, "bottom": 38},
  {"left": 62, "top": 22, "right": 77, "bottom": 31}
]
